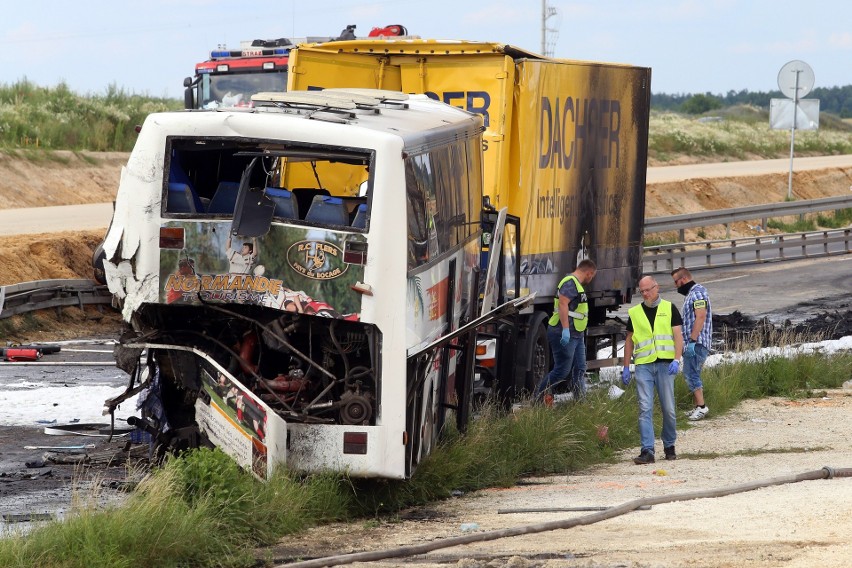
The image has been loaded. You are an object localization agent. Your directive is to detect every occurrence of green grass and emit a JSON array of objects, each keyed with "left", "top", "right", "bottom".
[
  {"left": 684, "top": 446, "right": 831, "bottom": 460},
  {"left": 643, "top": 234, "right": 678, "bottom": 247},
  {"left": 0, "top": 79, "right": 181, "bottom": 152},
  {"left": 817, "top": 208, "right": 852, "bottom": 228},
  {"left": 2, "top": 348, "right": 849, "bottom": 567},
  {"left": 649, "top": 110, "right": 852, "bottom": 163},
  {"left": 766, "top": 217, "right": 817, "bottom": 232},
  {"left": 3, "top": 79, "right": 852, "bottom": 162},
  {"left": 765, "top": 208, "right": 852, "bottom": 232}
]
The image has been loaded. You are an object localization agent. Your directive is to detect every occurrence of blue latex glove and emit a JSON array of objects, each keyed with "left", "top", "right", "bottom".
[
  {"left": 621, "top": 366, "right": 631, "bottom": 386},
  {"left": 667, "top": 360, "right": 680, "bottom": 375},
  {"left": 684, "top": 340, "right": 696, "bottom": 358},
  {"left": 560, "top": 327, "right": 571, "bottom": 346}
]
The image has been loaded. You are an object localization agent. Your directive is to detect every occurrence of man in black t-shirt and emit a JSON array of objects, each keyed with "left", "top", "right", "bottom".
[{"left": 622, "top": 276, "right": 684, "bottom": 464}]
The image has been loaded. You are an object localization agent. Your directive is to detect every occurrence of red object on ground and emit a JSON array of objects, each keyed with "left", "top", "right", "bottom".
[{"left": 4, "top": 348, "right": 42, "bottom": 361}]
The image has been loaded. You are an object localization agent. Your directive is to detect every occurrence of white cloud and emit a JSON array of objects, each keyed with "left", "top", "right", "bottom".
[{"left": 828, "top": 32, "right": 852, "bottom": 49}]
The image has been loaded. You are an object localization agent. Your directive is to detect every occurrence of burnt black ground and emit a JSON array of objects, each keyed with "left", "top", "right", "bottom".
[
  {"left": 714, "top": 300, "right": 852, "bottom": 350},
  {"left": 0, "top": 426, "right": 146, "bottom": 535}
]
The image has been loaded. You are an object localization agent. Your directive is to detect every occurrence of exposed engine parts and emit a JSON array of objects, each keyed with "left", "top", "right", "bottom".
[{"left": 117, "top": 303, "right": 380, "bottom": 440}]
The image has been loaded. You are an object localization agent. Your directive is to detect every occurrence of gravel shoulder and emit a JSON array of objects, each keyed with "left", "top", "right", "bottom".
[{"left": 270, "top": 389, "right": 852, "bottom": 568}]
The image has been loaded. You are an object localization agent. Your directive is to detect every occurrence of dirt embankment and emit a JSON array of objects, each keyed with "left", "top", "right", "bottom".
[
  {"left": 1, "top": 152, "right": 851, "bottom": 287},
  {"left": 0, "top": 151, "right": 127, "bottom": 209},
  {"left": 648, "top": 166, "right": 852, "bottom": 240}
]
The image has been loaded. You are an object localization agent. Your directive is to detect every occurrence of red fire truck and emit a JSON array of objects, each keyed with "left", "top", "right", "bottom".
[{"left": 182, "top": 25, "right": 409, "bottom": 109}]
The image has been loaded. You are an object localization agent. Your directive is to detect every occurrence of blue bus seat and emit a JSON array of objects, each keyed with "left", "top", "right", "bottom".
[
  {"left": 168, "top": 153, "right": 204, "bottom": 212},
  {"left": 351, "top": 203, "right": 367, "bottom": 229},
  {"left": 292, "top": 188, "right": 330, "bottom": 218},
  {"left": 207, "top": 181, "right": 241, "bottom": 214},
  {"left": 267, "top": 187, "right": 298, "bottom": 220},
  {"left": 305, "top": 195, "right": 349, "bottom": 226},
  {"left": 167, "top": 182, "right": 197, "bottom": 213}
]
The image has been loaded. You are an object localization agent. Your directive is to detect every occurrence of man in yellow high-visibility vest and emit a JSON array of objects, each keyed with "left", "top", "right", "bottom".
[
  {"left": 622, "top": 275, "right": 684, "bottom": 464},
  {"left": 533, "top": 259, "right": 597, "bottom": 402}
]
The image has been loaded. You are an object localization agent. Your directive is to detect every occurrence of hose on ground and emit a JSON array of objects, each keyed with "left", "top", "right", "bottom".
[{"left": 276, "top": 466, "right": 852, "bottom": 568}]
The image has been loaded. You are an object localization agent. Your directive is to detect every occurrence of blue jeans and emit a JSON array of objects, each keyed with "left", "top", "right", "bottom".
[
  {"left": 683, "top": 343, "right": 709, "bottom": 393},
  {"left": 635, "top": 360, "right": 677, "bottom": 454},
  {"left": 533, "top": 326, "right": 586, "bottom": 399}
]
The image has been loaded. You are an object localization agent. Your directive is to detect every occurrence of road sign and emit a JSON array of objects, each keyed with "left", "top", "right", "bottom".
[
  {"left": 770, "top": 98, "right": 820, "bottom": 130},
  {"left": 774, "top": 60, "right": 817, "bottom": 200},
  {"left": 777, "top": 60, "right": 815, "bottom": 100}
]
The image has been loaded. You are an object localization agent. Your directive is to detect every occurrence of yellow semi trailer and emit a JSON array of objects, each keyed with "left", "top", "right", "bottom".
[{"left": 288, "top": 40, "right": 651, "bottom": 395}]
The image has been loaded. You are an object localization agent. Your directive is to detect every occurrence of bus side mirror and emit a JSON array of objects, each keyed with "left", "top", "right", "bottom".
[{"left": 232, "top": 187, "right": 274, "bottom": 238}]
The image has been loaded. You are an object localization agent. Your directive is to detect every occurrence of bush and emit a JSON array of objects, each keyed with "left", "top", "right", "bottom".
[{"left": 0, "top": 79, "right": 181, "bottom": 151}]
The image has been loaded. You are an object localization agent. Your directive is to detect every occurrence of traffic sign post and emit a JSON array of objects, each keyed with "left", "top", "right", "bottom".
[{"left": 773, "top": 60, "right": 817, "bottom": 200}]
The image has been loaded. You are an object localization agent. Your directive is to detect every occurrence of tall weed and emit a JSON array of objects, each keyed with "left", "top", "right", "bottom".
[{"left": 0, "top": 79, "right": 181, "bottom": 151}]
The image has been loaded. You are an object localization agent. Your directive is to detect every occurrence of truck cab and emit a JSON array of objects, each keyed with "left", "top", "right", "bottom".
[{"left": 183, "top": 25, "right": 412, "bottom": 110}]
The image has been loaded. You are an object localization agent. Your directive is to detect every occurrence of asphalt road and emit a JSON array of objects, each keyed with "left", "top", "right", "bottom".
[
  {"left": 645, "top": 253, "right": 852, "bottom": 323},
  {"left": 0, "top": 202, "right": 115, "bottom": 236}
]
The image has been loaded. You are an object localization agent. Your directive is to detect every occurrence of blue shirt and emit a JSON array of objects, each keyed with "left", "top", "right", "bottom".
[{"left": 681, "top": 282, "right": 712, "bottom": 349}]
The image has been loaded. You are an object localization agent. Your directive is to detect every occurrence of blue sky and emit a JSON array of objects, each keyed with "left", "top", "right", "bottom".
[{"left": 3, "top": 0, "right": 850, "bottom": 99}]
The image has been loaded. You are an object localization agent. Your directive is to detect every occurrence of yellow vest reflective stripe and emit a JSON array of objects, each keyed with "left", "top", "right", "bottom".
[
  {"left": 547, "top": 274, "right": 589, "bottom": 332},
  {"left": 628, "top": 300, "right": 676, "bottom": 364}
]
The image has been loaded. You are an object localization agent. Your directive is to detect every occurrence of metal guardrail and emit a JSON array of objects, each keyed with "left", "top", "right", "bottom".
[
  {"left": 645, "top": 195, "right": 852, "bottom": 237},
  {"left": 643, "top": 228, "right": 852, "bottom": 274},
  {"left": 0, "top": 279, "right": 113, "bottom": 319},
  {"left": 3, "top": 195, "right": 850, "bottom": 320}
]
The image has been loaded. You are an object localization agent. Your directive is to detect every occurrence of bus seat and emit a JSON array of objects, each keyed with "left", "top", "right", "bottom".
[
  {"left": 168, "top": 153, "right": 204, "bottom": 212},
  {"left": 267, "top": 187, "right": 298, "bottom": 219},
  {"left": 291, "top": 188, "right": 330, "bottom": 218},
  {"left": 167, "top": 182, "right": 197, "bottom": 213},
  {"left": 207, "top": 181, "right": 241, "bottom": 214},
  {"left": 351, "top": 203, "right": 367, "bottom": 229},
  {"left": 305, "top": 195, "right": 349, "bottom": 226}
]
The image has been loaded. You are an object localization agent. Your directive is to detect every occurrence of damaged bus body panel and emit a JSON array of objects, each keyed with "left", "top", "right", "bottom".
[{"left": 100, "top": 91, "right": 488, "bottom": 479}]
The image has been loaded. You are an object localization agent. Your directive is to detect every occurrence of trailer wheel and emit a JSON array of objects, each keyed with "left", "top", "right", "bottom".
[{"left": 524, "top": 312, "right": 551, "bottom": 395}]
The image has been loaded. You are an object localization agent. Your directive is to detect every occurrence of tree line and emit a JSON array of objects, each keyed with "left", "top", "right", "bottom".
[{"left": 653, "top": 85, "right": 852, "bottom": 117}]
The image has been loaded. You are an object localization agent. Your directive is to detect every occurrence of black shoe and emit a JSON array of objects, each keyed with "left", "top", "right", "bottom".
[
  {"left": 633, "top": 449, "right": 655, "bottom": 465},
  {"left": 664, "top": 446, "right": 677, "bottom": 460}
]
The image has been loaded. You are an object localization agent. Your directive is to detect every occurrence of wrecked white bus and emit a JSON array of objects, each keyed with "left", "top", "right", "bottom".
[{"left": 99, "top": 89, "right": 525, "bottom": 479}]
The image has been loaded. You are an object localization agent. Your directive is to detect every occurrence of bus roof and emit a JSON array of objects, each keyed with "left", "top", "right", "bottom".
[{"left": 148, "top": 91, "right": 483, "bottom": 151}]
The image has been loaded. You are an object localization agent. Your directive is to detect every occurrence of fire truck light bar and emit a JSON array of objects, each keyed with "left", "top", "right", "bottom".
[{"left": 210, "top": 48, "right": 290, "bottom": 59}]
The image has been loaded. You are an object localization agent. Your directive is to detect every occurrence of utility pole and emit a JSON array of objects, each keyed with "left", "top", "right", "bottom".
[{"left": 541, "top": 0, "right": 559, "bottom": 57}]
